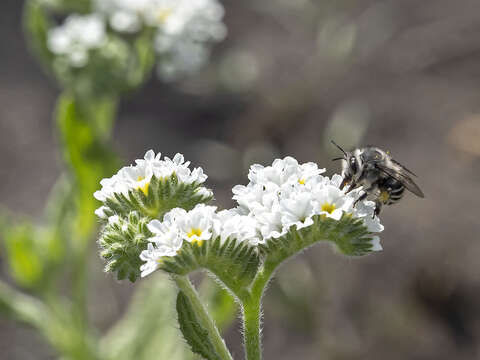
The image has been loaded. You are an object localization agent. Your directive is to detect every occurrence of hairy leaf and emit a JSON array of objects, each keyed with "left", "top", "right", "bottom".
[{"left": 177, "top": 291, "right": 222, "bottom": 360}]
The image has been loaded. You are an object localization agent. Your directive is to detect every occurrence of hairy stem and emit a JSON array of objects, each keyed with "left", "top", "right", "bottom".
[
  {"left": 172, "top": 274, "right": 233, "bottom": 360},
  {"left": 241, "top": 263, "right": 276, "bottom": 360},
  {"left": 242, "top": 297, "right": 262, "bottom": 360}
]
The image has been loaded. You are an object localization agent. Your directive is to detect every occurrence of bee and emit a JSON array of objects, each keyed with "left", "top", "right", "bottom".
[{"left": 331, "top": 141, "right": 424, "bottom": 217}]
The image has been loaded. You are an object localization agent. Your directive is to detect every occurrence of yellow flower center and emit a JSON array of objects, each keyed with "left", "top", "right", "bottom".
[
  {"left": 298, "top": 178, "right": 306, "bottom": 185},
  {"left": 321, "top": 202, "right": 336, "bottom": 214},
  {"left": 136, "top": 176, "right": 150, "bottom": 195},
  {"left": 156, "top": 8, "right": 173, "bottom": 23},
  {"left": 187, "top": 228, "right": 204, "bottom": 246}
]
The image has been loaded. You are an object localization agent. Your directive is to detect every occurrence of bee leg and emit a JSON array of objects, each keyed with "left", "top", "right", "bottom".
[
  {"left": 345, "top": 182, "right": 359, "bottom": 194},
  {"left": 373, "top": 202, "right": 382, "bottom": 218},
  {"left": 353, "top": 192, "right": 368, "bottom": 207},
  {"left": 353, "top": 184, "right": 376, "bottom": 207}
]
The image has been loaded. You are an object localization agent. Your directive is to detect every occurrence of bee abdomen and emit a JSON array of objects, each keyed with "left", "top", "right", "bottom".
[{"left": 387, "top": 184, "right": 404, "bottom": 205}]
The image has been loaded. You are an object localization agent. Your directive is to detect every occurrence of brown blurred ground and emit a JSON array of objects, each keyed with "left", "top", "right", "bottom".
[{"left": 2, "top": 0, "right": 480, "bottom": 359}]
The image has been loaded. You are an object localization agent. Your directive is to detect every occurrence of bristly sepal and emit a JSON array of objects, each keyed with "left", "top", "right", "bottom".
[
  {"left": 161, "top": 237, "right": 260, "bottom": 296},
  {"left": 259, "top": 214, "right": 379, "bottom": 270},
  {"left": 100, "top": 174, "right": 213, "bottom": 221},
  {"left": 98, "top": 211, "right": 152, "bottom": 282}
]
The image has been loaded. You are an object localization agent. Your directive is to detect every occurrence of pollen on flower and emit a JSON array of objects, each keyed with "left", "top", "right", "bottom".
[
  {"left": 298, "top": 178, "right": 306, "bottom": 185},
  {"left": 136, "top": 176, "right": 150, "bottom": 195},
  {"left": 321, "top": 202, "right": 336, "bottom": 214},
  {"left": 187, "top": 228, "right": 203, "bottom": 238}
]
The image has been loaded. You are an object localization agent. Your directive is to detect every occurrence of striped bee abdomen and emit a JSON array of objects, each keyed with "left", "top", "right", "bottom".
[{"left": 379, "top": 177, "right": 404, "bottom": 205}]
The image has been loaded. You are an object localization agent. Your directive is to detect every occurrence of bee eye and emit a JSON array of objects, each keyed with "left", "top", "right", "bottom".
[{"left": 350, "top": 158, "right": 358, "bottom": 173}]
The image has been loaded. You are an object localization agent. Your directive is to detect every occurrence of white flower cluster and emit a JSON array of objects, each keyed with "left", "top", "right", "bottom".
[
  {"left": 47, "top": 14, "right": 107, "bottom": 67},
  {"left": 232, "top": 157, "right": 384, "bottom": 241},
  {"left": 94, "top": 150, "right": 210, "bottom": 218},
  {"left": 140, "top": 204, "right": 260, "bottom": 276},
  {"left": 139, "top": 156, "right": 384, "bottom": 277},
  {"left": 94, "top": 0, "right": 227, "bottom": 79}
]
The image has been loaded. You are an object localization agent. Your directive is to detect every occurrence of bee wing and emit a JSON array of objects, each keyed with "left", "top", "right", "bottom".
[
  {"left": 375, "top": 163, "right": 425, "bottom": 198},
  {"left": 391, "top": 158, "right": 417, "bottom": 177}
]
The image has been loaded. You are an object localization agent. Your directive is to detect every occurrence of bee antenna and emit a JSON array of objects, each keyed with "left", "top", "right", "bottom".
[
  {"left": 331, "top": 140, "right": 347, "bottom": 157},
  {"left": 331, "top": 157, "right": 344, "bottom": 161}
]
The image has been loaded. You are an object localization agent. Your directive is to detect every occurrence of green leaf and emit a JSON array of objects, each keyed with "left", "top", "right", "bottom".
[
  {"left": 101, "top": 274, "right": 194, "bottom": 360},
  {"left": 177, "top": 291, "right": 222, "bottom": 360},
  {"left": 161, "top": 236, "right": 260, "bottom": 297},
  {"left": 260, "top": 214, "right": 377, "bottom": 270},
  {"left": 2, "top": 223, "right": 44, "bottom": 289}
]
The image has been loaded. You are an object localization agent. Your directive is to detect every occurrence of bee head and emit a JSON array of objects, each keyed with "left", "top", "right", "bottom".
[{"left": 331, "top": 141, "right": 362, "bottom": 189}]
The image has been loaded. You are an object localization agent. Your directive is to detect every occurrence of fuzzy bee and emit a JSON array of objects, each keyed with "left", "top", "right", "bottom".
[{"left": 331, "top": 141, "right": 424, "bottom": 217}]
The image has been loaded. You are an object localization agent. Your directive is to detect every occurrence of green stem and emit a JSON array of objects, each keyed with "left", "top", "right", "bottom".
[
  {"left": 241, "top": 263, "right": 276, "bottom": 360},
  {"left": 242, "top": 297, "right": 262, "bottom": 360},
  {"left": 172, "top": 275, "right": 233, "bottom": 360}
]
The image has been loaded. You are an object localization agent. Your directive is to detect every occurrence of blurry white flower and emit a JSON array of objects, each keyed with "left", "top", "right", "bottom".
[
  {"left": 47, "top": 14, "right": 107, "bottom": 67},
  {"left": 94, "top": 0, "right": 227, "bottom": 79}
]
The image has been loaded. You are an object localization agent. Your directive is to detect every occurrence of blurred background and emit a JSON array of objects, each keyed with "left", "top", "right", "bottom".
[{"left": 2, "top": 0, "right": 480, "bottom": 359}]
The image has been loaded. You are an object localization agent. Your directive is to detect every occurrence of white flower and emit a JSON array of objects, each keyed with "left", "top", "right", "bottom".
[
  {"left": 351, "top": 200, "right": 384, "bottom": 233},
  {"left": 94, "top": 206, "right": 109, "bottom": 219},
  {"left": 147, "top": 223, "right": 183, "bottom": 256},
  {"left": 175, "top": 204, "right": 217, "bottom": 245},
  {"left": 108, "top": 215, "right": 121, "bottom": 225},
  {"left": 157, "top": 153, "right": 208, "bottom": 184},
  {"left": 280, "top": 192, "right": 315, "bottom": 230},
  {"left": 215, "top": 209, "right": 262, "bottom": 246},
  {"left": 47, "top": 14, "right": 106, "bottom": 67},
  {"left": 312, "top": 184, "right": 354, "bottom": 221},
  {"left": 140, "top": 243, "right": 165, "bottom": 277},
  {"left": 369, "top": 236, "right": 382, "bottom": 251}
]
